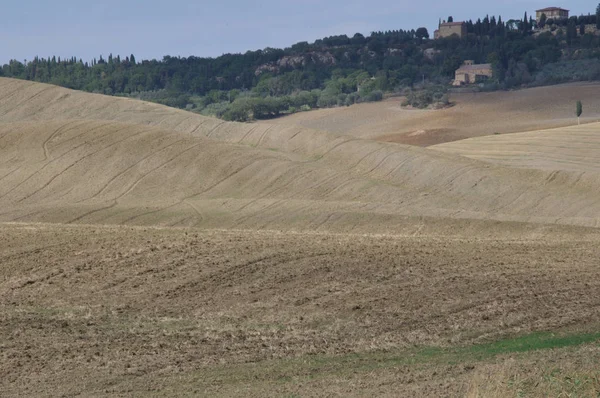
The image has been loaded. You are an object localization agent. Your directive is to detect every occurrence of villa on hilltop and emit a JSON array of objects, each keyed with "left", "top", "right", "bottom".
[
  {"left": 434, "top": 21, "right": 467, "bottom": 39},
  {"left": 536, "top": 7, "right": 569, "bottom": 20},
  {"left": 453, "top": 61, "right": 493, "bottom": 86}
]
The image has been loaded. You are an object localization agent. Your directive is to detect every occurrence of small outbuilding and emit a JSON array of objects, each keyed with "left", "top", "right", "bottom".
[{"left": 453, "top": 61, "right": 493, "bottom": 86}]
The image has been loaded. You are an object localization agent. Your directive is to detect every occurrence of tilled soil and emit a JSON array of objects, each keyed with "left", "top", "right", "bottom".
[{"left": 1, "top": 223, "right": 600, "bottom": 396}]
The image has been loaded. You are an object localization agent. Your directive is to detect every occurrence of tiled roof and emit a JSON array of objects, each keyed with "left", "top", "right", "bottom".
[
  {"left": 440, "top": 22, "right": 465, "bottom": 27},
  {"left": 536, "top": 7, "right": 569, "bottom": 12},
  {"left": 456, "top": 63, "right": 492, "bottom": 72}
]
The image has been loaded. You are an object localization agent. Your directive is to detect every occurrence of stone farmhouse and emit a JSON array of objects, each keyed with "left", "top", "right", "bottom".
[
  {"left": 536, "top": 7, "right": 569, "bottom": 21},
  {"left": 434, "top": 22, "right": 467, "bottom": 39},
  {"left": 453, "top": 61, "right": 493, "bottom": 86}
]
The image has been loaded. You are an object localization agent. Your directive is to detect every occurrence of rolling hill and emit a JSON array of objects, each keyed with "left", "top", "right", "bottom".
[
  {"left": 265, "top": 82, "right": 600, "bottom": 146},
  {"left": 2, "top": 77, "right": 600, "bottom": 230},
  {"left": 3, "top": 77, "right": 600, "bottom": 397},
  {"left": 433, "top": 122, "right": 600, "bottom": 173}
]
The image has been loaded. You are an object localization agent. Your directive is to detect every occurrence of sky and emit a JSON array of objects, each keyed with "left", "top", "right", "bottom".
[{"left": 0, "top": 1, "right": 594, "bottom": 64}]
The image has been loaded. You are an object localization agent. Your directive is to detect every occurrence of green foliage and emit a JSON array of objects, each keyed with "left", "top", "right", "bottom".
[
  {"left": 532, "top": 58, "right": 600, "bottom": 86},
  {"left": 538, "top": 13, "right": 547, "bottom": 29},
  {"left": 403, "top": 86, "right": 449, "bottom": 109},
  {"left": 198, "top": 330, "right": 600, "bottom": 390},
  {"left": 3, "top": 5, "right": 600, "bottom": 120},
  {"left": 200, "top": 102, "right": 230, "bottom": 118},
  {"left": 222, "top": 98, "right": 253, "bottom": 122},
  {"left": 566, "top": 19, "right": 578, "bottom": 45},
  {"left": 366, "top": 90, "right": 384, "bottom": 102},
  {"left": 415, "top": 27, "right": 429, "bottom": 40},
  {"left": 576, "top": 100, "right": 583, "bottom": 118}
]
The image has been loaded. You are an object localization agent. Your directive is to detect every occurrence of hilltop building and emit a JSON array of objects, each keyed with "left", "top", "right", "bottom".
[
  {"left": 536, "top": 7, "right": 569, "bottom": 20},
  {"left": 453, "top": 61, "right": 493, "bottom": 86},
  {"left": 434, "top": 21, "right": 467, "bottom": 39}
]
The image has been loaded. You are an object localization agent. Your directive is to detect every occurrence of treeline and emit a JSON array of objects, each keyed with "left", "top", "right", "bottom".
[
  {"left": 2, "top": 5, "right": 600, "bottom": 120},
  {"left": 538, "top": 13, "right": 598, "bottom": 28}
]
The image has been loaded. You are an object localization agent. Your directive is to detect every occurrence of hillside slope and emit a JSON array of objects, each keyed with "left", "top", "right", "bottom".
[
  {"left": 433, "top": 123, "right": 600, "bottom": 173},
  {"left": 2, "top": 78, "right": 600, "bottom": 230},
  {"left": 264, "top": 82, "right": 600, "bottom": 146},
  {"left": 4, "top": 79, "right": 600, "bottom": 397}
]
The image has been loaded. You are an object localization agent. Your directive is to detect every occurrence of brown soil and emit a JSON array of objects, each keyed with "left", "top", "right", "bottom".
[
  {"left": 2, "top": 77, "right": 600, "bottom": 396},
  {"left": 266, "top": 83, "right": 600, "bottom": 146},
  {"left": 2, "top": 223, "right": 600, "bottom": 396}
]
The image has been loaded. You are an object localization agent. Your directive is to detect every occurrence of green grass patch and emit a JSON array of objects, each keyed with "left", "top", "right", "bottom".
[
  {"left": 192, "top": 330, "right": 600, "bottom": 388},
  {"left": 462, "top": 331, "right": 600, "bottom": 360}
]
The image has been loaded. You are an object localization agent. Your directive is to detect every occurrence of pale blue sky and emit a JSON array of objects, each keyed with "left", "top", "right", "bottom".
[{"left": 0, "top": 1, "right": 593, "bottom": 64}]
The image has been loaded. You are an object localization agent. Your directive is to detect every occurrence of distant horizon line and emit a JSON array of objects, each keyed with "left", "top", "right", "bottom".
[{"left": 1, "top": 5, "right": 594, "bottom": 66}]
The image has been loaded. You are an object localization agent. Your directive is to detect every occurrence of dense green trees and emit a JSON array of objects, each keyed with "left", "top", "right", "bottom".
[
  {"left": 2, "top": 7, "right": 600, "bottom": 121},
  {"left": 416, "top": 27, "right": 429, "bottom": 40}
]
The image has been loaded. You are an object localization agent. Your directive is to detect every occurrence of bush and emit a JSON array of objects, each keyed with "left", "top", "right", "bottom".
[
  {"left": 222, "top": 99, "right": 252, "bottom": 121},
  {"left": 403, "top": 86, "right": 449, "bottom": 109},
  {"left": 223, "top": 107, "right": 249, "bottom": 122},
  {"left": 317, "top": 90, "right": 339, "bottom": 108},
  {"left": 336, "top": 93, "right": 348, "bottom": 107},
  {"left": 200, "top": 101, "right": 231, "bottom": 118},
  {"left": 251, "top": 97, "right": 284, "bottom": 119},
  {"left": 365, "top": 90, "right": 384, "bottom": 102},
  {"left": 345, "top": 93, "right": 359, "bottom": 106}
]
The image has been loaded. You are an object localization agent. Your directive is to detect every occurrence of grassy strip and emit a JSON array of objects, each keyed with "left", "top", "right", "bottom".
[
  {"left": 196, "top": 330, "right": 600, "bottom": 387},
  {"left": 463, "top": 331, "right": 600, "bottom": 359}
]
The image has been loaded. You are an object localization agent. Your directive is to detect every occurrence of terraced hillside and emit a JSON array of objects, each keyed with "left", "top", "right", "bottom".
[{"left": 2, "top": 78, "right": 600, "bottom": 229}]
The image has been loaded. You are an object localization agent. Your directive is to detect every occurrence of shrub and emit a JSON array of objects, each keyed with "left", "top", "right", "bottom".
[
  {"left": 223, "top": 106, "right": 249, "bottom": 122},
  {"left": 345, "top": 93, "right": 359, "bottom": 106},
  {"left": 317, "top": 90, "right": 339, "bottom": 108},
  {"left": 336, "top": 93, "right": 348, "bottom": 107},
  {"left": 403, "top": 86, "right": 449, "bottom": 109},
  {"left": 200, "top": 101, "right": 231, "bottom": 118},
  {"left": 365, "top": 90, "right": 384, "bottom": 102}
]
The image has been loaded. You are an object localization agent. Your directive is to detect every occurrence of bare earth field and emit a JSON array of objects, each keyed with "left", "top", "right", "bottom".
[
  {"left": 2, "top": 223, "right": 600, "bottom": 397},
  {"left": 1, "top": 77, "right": 600, "bottom": 396},
  {"left": 265, "top": 82, "right": 600, "bottom": 146}
]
